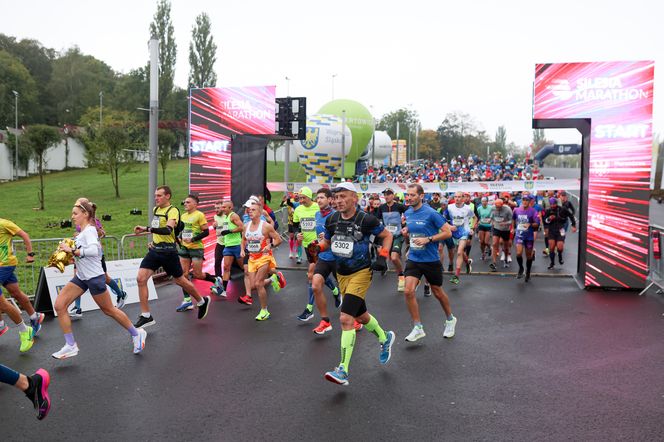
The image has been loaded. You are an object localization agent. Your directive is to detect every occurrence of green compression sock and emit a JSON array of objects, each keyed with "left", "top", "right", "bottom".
[
  {"left": 340, "top": 329, "right": 356, "bottom": 372},
  {"left": 364, "top": 315, "right": 387, "bottom": 343}
]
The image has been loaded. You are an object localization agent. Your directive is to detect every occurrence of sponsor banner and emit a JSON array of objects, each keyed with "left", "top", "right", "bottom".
[
  {"left": 43, "top": 259, "right": 158, "bottom": 316},
  {"left": 267, "top": 179, "right": 580, "bottom": 194}
]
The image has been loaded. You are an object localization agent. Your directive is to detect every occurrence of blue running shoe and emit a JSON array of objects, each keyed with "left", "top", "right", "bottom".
[
  {"left": 379, "top": 331, "right": 395, "bottom": 364},
  {"left": 297, "top": 308, "right": 314, "bottom": 322},
  {"left": 31, "top": 313, "right": 45, "bottom": 336},
  {"left": 176, "top": 299, "right": 194, "bottom": 312},
  {"left": 324, "top": 366, "right": 349, "bottom": 386}
]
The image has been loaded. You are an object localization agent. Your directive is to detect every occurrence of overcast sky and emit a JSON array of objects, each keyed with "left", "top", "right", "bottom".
[{"left": 3, "top": 0, "right": 662, "bottom": 146}]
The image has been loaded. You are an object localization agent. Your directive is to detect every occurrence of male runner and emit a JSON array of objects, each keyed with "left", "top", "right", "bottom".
[
  {"left": 212, "top": 200, "right": 245, "bottom": 297},
  {"left": 401, "top": 184, "right": 457, "bottom": 342},
  {"left": 445, "top": 192, "right": 476, "bottom": 284},
  {"left": 292, "top": 186, "right": 321, "bottom": 321},
  {"left": 211, "top": 201, "right": 225, "bottom": 292},
  {"left": 0, "top": 294, "right": 34, "bottom": 352},
  {"left": 317, "top": 182, "right": 396, "bottom": 386},
  {"left": 376, "top": 188, "right": 407, "bottom": 291},
  {"left": 512, "top": 195, "right": 540, "bottom": 282},
  {"left": 133, "top": 186, "right": 210, "bottom": 327},
  {"left": 488, "top": 198, "right": 513, "bottom": 272},
  {"left": 543, "top": 197, "right": 576, "bottom": 269}
]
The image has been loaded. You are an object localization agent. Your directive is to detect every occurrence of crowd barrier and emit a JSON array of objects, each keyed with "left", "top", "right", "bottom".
[{"left": 639, "top": 224, "right": 664, "bottom": 296}]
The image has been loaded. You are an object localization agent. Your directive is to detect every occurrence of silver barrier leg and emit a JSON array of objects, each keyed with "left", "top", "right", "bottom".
[{"left": 639, "top": 281, "right": 654, "bottom": 296}]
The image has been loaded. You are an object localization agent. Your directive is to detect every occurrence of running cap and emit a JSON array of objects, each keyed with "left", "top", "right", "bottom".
[
  {"left": 549, "top": 197, "right": 558, "bottom": 204},
  {"left": 332, "top": 182, "right": 358, "bottom": 193},
  {"left": 523, "top": 195, "right": 535, "bottom": 201},
  {"left": 382, "top": 188, "right": 395, "bottom": 195},
  {"left": 559, "top": 190, "right": 568, "bottom": 196},
  {"left": 299, "top": 186, "right": 313, "bottom": 199}
]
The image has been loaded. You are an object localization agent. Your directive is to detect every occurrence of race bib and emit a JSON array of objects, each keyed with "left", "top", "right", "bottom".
[
  {"left": 331, "top": 234, "right": 354, "bottom": 258},
  {"left": 386, "top": 225, "right": 399, "bottom": 234},
  {"left": 247, "top": 240, "right": 261, "bottom": 253},
  {"left": 151, "top": 217, "right": 160, "bottom": 228},
  {"left": 480, "top": 217, "right": 491, "bottom": 224},
  {"left": 216, "top": 227, "right": 223, "bottom": 237},
  {"left": 409, "top": 233, "right": 426, "bottom": 251},
  {"left": 560, "top": 228, "right": 566, "bottom": 237},
  {"left": 517, "top": 223, "right": 529, "bottom": 231},
  {"left": 301, "top": 218, "right": 316, "bottom": 231},
  {"left": 493, "top": 216, "right": 504, "bottom": 223},
  {"left": 182, "top": 231, "right": 193, "bottom": 240},
  {"left": 453, "top": 218, "right": 464, "bottom": 226}
]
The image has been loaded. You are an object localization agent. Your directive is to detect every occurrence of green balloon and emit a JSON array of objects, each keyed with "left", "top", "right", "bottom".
[{"left": 318, "top": 100, "right": 374, "bottom": 164}]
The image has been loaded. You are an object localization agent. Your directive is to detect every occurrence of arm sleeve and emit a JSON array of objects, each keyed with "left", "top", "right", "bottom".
[
  {"left": 191, "top": 229, "right": 210, "bottom": 242},
  {"left": 150, "top": 226, "right": 173, "bottom": 235}
]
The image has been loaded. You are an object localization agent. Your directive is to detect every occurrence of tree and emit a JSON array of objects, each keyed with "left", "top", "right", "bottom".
[
  {"left": 436, "top": 112, "right": 489, "bottom": 159},
  {"left": 0, "top": 50, "right": 39, "bottom": 128},
  {"left": 87, "top": 125, "right": 132, "bottom": 198},
  {"left": 532, "top": 128, "right": 549, "bottom": 150},
  {"left": 150, "top": 0, "right": 177, "bottom": 116},
  {"left": 188, "top": 12, "right": 217, "bottom": 89},
  {"left": 267, "top": 140, "right": 284, "bottom": 165},
  {"left": 158, "top": 128, "right": 176, "bottom": 184},
  {"left": 494, "top": 125, "right": 507, "bottom": 157},
  {"left": 416, "top": 130, "right": 440, "bottom": 160},
  {"left": 21, "top": 125, "right": 61, "bottom": 210}
]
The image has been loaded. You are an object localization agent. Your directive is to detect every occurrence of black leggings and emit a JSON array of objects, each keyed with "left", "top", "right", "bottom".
[{"left": 214, "top": 243, "right": 225, "bottom": 278}]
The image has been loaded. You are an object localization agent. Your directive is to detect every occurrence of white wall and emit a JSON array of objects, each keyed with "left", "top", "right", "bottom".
[{"left": 0, "top": 137, "right": 87, "bottom": 181}]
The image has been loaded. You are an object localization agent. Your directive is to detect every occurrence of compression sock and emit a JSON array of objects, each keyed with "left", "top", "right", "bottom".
[
  {"left": 107, "top": 278, "right": 122, "bottom": 297},
  {"left": 324, "top": 275, "right": 337, "bottom": 291},
  {"left": 204, "top": 273, "right": 216, "bottom": 283},
  {"left": 549, "top": 251, "right": 556, "bottom": 265},
  {"left": 516, "top": 256, "right": 524, "bottom": 272},
  {"left": 339, "top": 329, "right": 356, "bottom": 372},
  {"left": 364, "top": 315, "right": 387, "bottom": 343},
  {"left": 307, "top": 284, "right": 315, "bottom": 307},
  {"left": 526, "top": 258, "right": 533, "bottom": 274}
]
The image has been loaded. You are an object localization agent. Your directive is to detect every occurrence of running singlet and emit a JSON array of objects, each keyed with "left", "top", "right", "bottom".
[
  {"left": 476, "top": 205, "right": 493, "bottom": 227},
  {"left": 180, "top": 210, "right": 207, "bottom": 249},
  {"left": 244, "top": 220, "right": 272, "bottom": 260},
  {"left": 151, "top": 205, "right": 178, "bottom": 245},
  {"left": 220, "top": 212, "right": 242, "bottom": 247},
  {"left": 324, "top": 210, "right": 383, "bottom": 275},
  {"left": 512, "top": 207, "right": 539, "bottom": 239},
  {"left": 0, "top": 218, "right": 20, "bottom": 267},
  {"left": 404, "top": 205, "right": 445, "bottom": 262},
  {"left": 491, "top": 206, "right": 513, "bottom": 231},
  {"left": 445, "top": 204, "right": 474, "bottom": 239},
  {"left": 293, "top": 202, "right": 320, "bottom": 247},
  {"left": 315, "top": 208, "right": 336, "bottom": 262},
  {"left": 214, "top": 214, "right": 225, "bottom": 245},
  {"left": 377, "top": 202, "right": 407, "bottom": 237}
]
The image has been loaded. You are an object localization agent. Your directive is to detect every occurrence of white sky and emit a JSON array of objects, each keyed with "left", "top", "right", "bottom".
[{"left": 3, "top": 0, "right": 662, "bottom": 146}]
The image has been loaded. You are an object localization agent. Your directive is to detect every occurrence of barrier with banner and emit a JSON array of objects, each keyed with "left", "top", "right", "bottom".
[
  {"left": 639, "top": 225, "right": 664, "bottom": 296},
  {"left": 34, "top": 258, "right": 158, "bottom": 315},
  {"left": 267, "top": 179, "right": 580, "bottom": 194}
]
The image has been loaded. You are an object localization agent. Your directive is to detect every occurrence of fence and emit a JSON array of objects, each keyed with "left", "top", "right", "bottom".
[{"left": 640, "top": 224, "right": 664, "bottom": 296}]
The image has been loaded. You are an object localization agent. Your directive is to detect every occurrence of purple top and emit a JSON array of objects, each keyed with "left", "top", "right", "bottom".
[{"left": 512, "top": 207, "right": 539, "bottom": 239}]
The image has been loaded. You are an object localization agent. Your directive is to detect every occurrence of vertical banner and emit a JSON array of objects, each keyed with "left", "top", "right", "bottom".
[
  {"left": 533, "top": 61, "right": 654, "bottom": 288},
  {"left": 189, "top": 86, "right": 276, "bottom": 272}
]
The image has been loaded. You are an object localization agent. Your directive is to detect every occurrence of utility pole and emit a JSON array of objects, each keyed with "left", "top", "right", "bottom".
[
  {"left": 341, "top": 110, "right": 346, "bottom": 178},
  {"left": 148, "top": 39, "right": 159, "bottom": 218},
  {"left": 12, "top": 90, "right": 18, "bottom": 180}
]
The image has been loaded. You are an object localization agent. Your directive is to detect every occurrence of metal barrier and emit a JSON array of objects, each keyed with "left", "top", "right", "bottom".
[
  {"left": 273, "top": 207, "right": 290, "bottom": 240},
  {"left": 8, "top": 236, "right": 120, "bottom": 299},
  {"left": 639, "top": 224, "right": 664, "bottom": 296},
  {"left": 120, "top": 233, "right": 152, "bottom": 260}
]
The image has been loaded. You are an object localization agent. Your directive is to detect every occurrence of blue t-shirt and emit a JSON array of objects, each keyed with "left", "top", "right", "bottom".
[
  {"left": 324, "top": 210, "right": 384, "bottom": 275},
  {"left": 404, "top": 204, "right": 445, "bottom": 263},
  {"left": 316, "top": 208, "right": 336, "bottom": 262}
]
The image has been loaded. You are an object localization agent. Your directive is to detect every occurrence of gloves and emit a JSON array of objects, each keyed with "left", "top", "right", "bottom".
[
  {"left": 220, "top": 230, "right": 232, "bottom": 236},
  {"left": 371, "top": 255, "right": 387, "bottom": 272}
]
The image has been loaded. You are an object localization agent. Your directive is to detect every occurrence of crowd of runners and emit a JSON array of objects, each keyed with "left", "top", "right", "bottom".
[{"left": 1, "top": 176, "right": 577, "bottom": 416}]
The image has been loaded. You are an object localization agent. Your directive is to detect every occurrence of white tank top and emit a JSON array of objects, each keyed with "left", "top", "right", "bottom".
[{"left": 245, "top": 220, "right": 266, "bottom": 255}]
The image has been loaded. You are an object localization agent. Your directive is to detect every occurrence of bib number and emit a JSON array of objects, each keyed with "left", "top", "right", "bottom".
[
  {"left": 517, "top": 223, "right": 529, "bottom": 231},
  {"left": 409, "top": 233, "right": 426, "bottom": 251},
  {"left": 453, "top": 218, "right": 464, "bottom": 227},
  {"left": 480, "top": 217, "right": 491, "bottom": 224},
  {"left": 151, "top": 218, "right": 160, "bottom": 228},
  {"left": 216, "top": 227, "right": 223, "bottom": 237},
  {"left": 560, "top": 228, "right": 566, "bottom": 237},
  {"left": 182, "top": 231, "right": 193, "bottom": 240},
  {"left": 386, "top": 225, "right": 398, "bottom": 234},
  {"left": 247, "top": 240, "right": 261, "bottom": 253},
  {"left": 301, "top": 218, "right": 316, "bottom": 231},
  {"left": 331, "top": 234, "right": 354, "bottom": 258}
]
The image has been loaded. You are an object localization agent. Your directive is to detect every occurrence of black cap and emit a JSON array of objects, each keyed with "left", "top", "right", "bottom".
[{"left": 382, "top": 188, "right": 394, "bottom": 195}]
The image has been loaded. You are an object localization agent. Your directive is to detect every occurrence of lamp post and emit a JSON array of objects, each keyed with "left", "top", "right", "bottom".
[
  {"left": 285, "top": 76, "right": 290, "bottom": 96},
  {"left": 369, "top": 105, "right": 376, "bottom": 170},
  {"left": 331, "top": 74, "right": 337, "bottom": 100},
  {"left": 12, "top": 90, "right": 18, "bottom": 180},
  {"left": 99, "top": 91, "right": 103, "bottom": 128}
]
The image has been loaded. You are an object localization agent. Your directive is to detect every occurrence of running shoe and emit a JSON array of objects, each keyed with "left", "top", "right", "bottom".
[
  {"left": 542, "top": 247, "right": 549, "bottom": 256},
  {"left": 379, "top": 331, "right": 395, "bottom": 364},
  {"left": 30, "top": 313, "right": 45, "bottom": 336},
  {"left": 397, "top": 275, "right": 405, "bottom": 292},
  {"left": 353, "top": 320, "right": 363, "bottom": 331},
  {"left": 270, "top": 274, "right": 281, "bottom": 293},
  {"left": 547, "top": 263, "right": 555, "bottom": 270},
  {"left": 29, "top": 368, "right": 51, "bottom": 420},
  {"left": 466, "top": 258, "right": 473, "bottom": 274},
  {"left": 289, "top": 252, "right": 295, "bottom": 259},
  {"left": 450, "top": 275, "right": 460, "bottom": 285},
  {"left": 313, "top": 320, "right": 332, "bottom": 335},
  {"left": 197, "top": 296, "right": 211, "bottom": 320},
  {"left": 525, "top": 272, "right": 531, "bottom": 283},
  {"left": 134, "top": 315, "right": 156, "bottom": 329},
  {"left": 516, "top": 270, "right": 524, "bottom": 279},
  {"left": 297, "top": 308, "right": 314, "bottom": 322},
  {"left": 324, "top": 366, "right": 349, "bottom": 386},
  {"left": 405, "top": 325, "right": 426, "bottom": 342},
  {"left": 503, "top": 261, "right": 509, "bottom": 269},
  {"left": 215, "top": 276, "right": 223, "bottom": 289},
  {"left": 52, "top": 343, "right": 79, "bottom": 359},
  {"left": 255, "top": 309, "right": 271, "bottom": 321},
  {"left": 423, "top": 284, "right": 431, "bottom": 297},
  {"left": 132, "top": 328, "right": 147, "bottom": 354},
  {"left": 19, "top": 329, "right": 34, "bottom": 353},
  {"left": 443, "top": 316, "right": 457, "bottom": 339},
  {"left": 500, "top": 251, "right": 505, "bottom": 261},
  {"left": 559, "top": 257, "right": 564, "bottom": 265},
  {"left": 116, "top": 291, "right": 128, "bottom": 309},
  {"left": 296, "top": 257, "right": 302, "bottom": 265},
  {"left": 69, "top": 307, "right": 83, "bottom": 318},
  {"left": 489, "top": 263, "right": 497, "bottom": 272},
  {"left": 176, "top": 299, "right": 194, "bottom": 312},
  {"left": 211, "top": 286, "right": 227, "bottom": 298},
  {"left": 507, "top": 255, "right": 512, "bottom": 264},
  {"left": 447, "top": 264, "right": 453, "bottom": 272},
  {"left": 0, "top": 324, "right": 8, "bottom": 337},
  {"left": 238, "top": 294, "right": 253, "bottom": 305},
  {"left": 277, "top": 271, "right": 287, "bottom": 289}
]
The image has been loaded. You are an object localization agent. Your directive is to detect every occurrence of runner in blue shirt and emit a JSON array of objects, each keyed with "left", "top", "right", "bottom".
[
  {"left": 512, "top": 195, "right": 540, "bottom": 282},
  {"left": 402, "top": 184, "right": 457, "bottom": 343}
]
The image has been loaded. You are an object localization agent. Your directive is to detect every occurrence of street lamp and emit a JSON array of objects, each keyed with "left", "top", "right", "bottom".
[
  {"left": 369, "top": 105, "right": 376, "bottom": 169},
  {"left": 331, "top": 74, "right": 337, "bottom": 100},
  {"left": 285, "top": 76, "right": 290, "bottom": 96},
  {"left": 99, "top": 91, "right": 103, "bottom": 128},
  {"left": 12, "top": 90, "right": 18, "bottom": 180}
]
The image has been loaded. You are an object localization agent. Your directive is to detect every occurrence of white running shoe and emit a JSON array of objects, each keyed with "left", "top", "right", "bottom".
[
  {"left": 133, "top": 328, "right": 147, "bottom": 354},
  {"left": 507, "top": 255, "right": 512, "bottom": 264},
  {"left": 52, "top": 343, "right": 79, "bottom": 359},
  {"left": 443, "top": 316, "right": 457, "bottom": 339},
  {"left": 405, "top": 325, "right": 426, "bottom": 342},
  {"left": 500, "top": 251, "right": 505, "bottom": 261}
]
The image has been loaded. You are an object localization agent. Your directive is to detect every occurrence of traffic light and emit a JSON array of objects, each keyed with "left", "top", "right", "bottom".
[{"left": 275, "top": 97, "right": 306, "bottom": 140}]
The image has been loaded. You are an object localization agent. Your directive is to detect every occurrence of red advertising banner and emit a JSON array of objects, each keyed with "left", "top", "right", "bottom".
[{"left": 534, "top": 61, "right": 654, "bottom": 288}]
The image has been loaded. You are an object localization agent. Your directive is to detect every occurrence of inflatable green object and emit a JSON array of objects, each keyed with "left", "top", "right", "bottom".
[{"left": 318, "top": 99, "right": 374, "bottom": 165}]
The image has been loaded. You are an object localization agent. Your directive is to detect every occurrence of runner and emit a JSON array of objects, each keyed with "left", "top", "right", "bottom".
[
  {"left": 133, "top": 186, "right": 210, "bottom": 328},
  {"left": 241, "top": 201, "right": 283, "bottom": 321},
  {"left": 435, "top": 198, "right": 456, "bottom": 273},
  {"left": 292, "top": 186, "right": 321, "bottom": 321},
  {"left": 445, "top": 192, "right": 476, "bottom": 285},
  {"left": 376, "top": 188, "right": 408, "bottom": 291},
  {"left": 318, "top": 182, "right": 396, "bottom": 386},
  {"left": 559, "top": 191, "right": 576, "bottom": 232},
  {"left": 0, "top": 364, "right": 50, "bottom": 420},
  {"left": 211, "top": 200, "right": 225, "bottom": 294},
  {"left": 0, "top": 293, "right": 34, "bottom": 352},
  {"left": 0, "top": 217, "right": 44, "bottom": 342},
  {"left": 212, "top": 200, "right": 245, "bottom": 297},
  {"left": 512, "top": 195, "right": 540, "bottom": 282},
  {"left": 475, "top": 196, "right": 493, "bottom": 261},
  {"left": 401, "top": 184, "right": 457, "bottom": 342},
  {"left": 176, "top": 194, "right": 217, "bottom": 311},
  {"left": 543, "top": 197, "right": 577, "bottom": 269},
  {"left": 280, "top": 193, "right": 299, "bottom": 259},
  {"left": 308, "top": 188, "right": 342, "bottom": 334},
  {"left": 52, "top": 200, "right": 147, "bottom": 359},
  {"left": 463, "top": 192, "right": 476, "bottom": 274},
  {"left": 488, "top": 198, "right": 513, "bottom": 272}
]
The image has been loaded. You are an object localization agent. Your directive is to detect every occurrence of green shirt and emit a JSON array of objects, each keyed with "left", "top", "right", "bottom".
[
  {"left": 180, "top": 210, "right": 207, "bottom": 250},
  {"left": 476, "top": 205, "right": 493, "bottom": 227},
  {"left": 293, "top": 202, "right": 320, "bottom": 246},
  {"left": 220, "top": 212, "right": 242, "bottom": 247}
]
